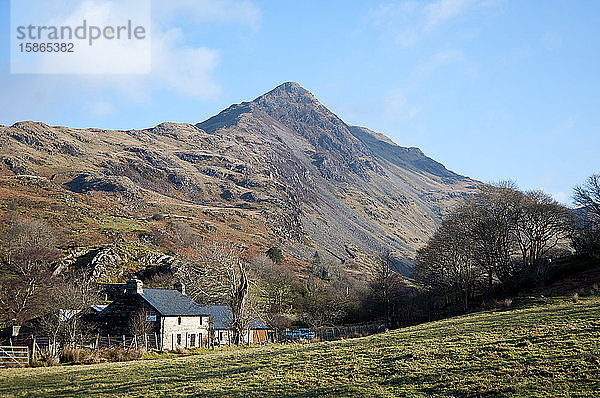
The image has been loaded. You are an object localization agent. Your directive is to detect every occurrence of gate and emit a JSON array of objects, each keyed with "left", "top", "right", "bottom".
[{"left": 0, "top": 346, "right": 29, "bottom": 368}]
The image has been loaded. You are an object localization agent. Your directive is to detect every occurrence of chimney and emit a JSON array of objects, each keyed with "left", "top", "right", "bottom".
[
  {"left": 126, "top": 279, "right": 143, "bottom": 295},
  {"left": 11, "top": 325, "right": 21, "bottom": 337},
  {"left": 174, "top": 281, "right": 185, "bottom": 295}
]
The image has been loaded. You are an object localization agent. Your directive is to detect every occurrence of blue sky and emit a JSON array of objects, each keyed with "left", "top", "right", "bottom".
[{"left": 1, "top": 0, "right": 599, "bottom": 205}]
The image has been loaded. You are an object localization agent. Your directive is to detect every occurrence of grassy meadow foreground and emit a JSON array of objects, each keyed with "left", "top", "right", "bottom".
[{"left": 1, "top": 297, "right": 599, "bottom": 397}]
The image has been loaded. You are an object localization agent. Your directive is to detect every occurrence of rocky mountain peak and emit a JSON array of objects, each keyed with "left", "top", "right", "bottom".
[
  {"left": 251, "top": 82, "right": 327, "bottom": 119},
  {"left": 247, "top": 83, "right": 374, "bottom": 181},
  {"left": 253, "top": 81, "right": 317, "bottom": 105}
]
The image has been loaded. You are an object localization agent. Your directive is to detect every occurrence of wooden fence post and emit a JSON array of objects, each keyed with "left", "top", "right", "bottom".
[{"left": 31, "top": 337, "right": 36, "bottom": 364}]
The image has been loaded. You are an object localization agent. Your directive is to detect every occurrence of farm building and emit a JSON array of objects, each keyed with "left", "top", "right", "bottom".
[
  {"left": 97, "top": 279, "right": 210, "bottom": 350},
  {"left": 200, "top": 305, "right": 274, "bottom": 346}
]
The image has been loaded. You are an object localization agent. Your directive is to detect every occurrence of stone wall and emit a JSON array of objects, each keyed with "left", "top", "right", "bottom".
[{"left": 161, "top": 315, "right": 210, "bottom": 350}]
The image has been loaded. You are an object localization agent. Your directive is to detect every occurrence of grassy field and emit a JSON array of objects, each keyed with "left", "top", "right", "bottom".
[{"left": 1, "top": 297, "right": 599, "bottom": 397}]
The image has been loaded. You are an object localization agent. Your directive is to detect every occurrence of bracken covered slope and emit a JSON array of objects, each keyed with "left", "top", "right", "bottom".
[{"left": 0, "top": 82, "right": 478, "bottom": 275}]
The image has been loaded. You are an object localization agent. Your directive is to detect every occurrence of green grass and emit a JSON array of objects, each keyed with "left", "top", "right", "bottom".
[
  {"left": 98, "top": 216, "right": 149, "bottom": 233},
  {"left": 2, "top": 297, "right": 599, "bottom": 397}
]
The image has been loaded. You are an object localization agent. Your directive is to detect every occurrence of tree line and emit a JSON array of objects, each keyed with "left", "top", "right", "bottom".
[{"left": 414, "top": 175, "right": 600, "bottom": 313}]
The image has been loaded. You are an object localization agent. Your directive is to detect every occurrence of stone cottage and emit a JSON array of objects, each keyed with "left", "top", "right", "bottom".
[{"left": 97, "top": 279, "right": 210, "bottom": 350}]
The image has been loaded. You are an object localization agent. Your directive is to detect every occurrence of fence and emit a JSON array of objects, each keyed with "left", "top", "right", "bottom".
[
  {"left": 315, "top": 323, "right": 381, "bottom": 341},
  {"left": 95, "top": 334, "right": 160, "bottom": 351},
  {"left": 278, "top": 323, "right": 381, "bottom": 343},
  {"left": 0, "top": 346, "right": 29, "bottom": 368},
  {"left": 2, "top": 333, "right": 161, "bottom": 359}
]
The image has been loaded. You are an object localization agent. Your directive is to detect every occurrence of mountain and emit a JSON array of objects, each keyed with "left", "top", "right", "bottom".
[{"left": 0, "top": 82, "right": 479, "bottom": 277}]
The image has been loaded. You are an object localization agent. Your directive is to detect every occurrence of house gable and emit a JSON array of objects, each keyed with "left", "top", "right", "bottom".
[{"left": 97, "top": 292, "right": 161, "bottom": 335}]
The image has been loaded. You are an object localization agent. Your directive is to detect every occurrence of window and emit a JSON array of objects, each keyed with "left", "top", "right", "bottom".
[
  {"left": 178, "top": 316, "right": 182, "bottom": 325},
  {"left": 145, "top": 315, "right": 156, "bottom": 322},
  {"left": 177, "top": 334, "right": 182, "bottom": 345},
  {"left": 190, "top": 334, "right": 196, "bottom": 347}
]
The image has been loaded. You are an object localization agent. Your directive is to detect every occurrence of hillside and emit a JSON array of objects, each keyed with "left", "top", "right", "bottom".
[
  {"left": 0, "top": 82, "right": 478, "bottom": 277},
  {"left": 1, "top": 296, "right": 599, "bottom": 397}
]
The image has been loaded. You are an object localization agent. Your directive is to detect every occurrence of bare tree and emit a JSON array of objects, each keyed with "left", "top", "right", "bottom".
[
  {"left": 129, "top": 307, "right": 155, "bottom": 338},
  {"left": 250, "top": 253, "right": 297, "bottom": 314},
  {"left": 514, "top": 191, "right": 573, "bottom": 283},
  {"left": 415, "top": 210, "right": 480, "bottom": 311},
  {"left": 36, "top": 289, "right": 66, "bottom": 356},
  {"left": 464, "top": 183, "right": 522, "bottom": 289},
  {"left": 573, "top": 174, "right": 600, "bottom": 257},
  {"left": 37, "top": 271, "right": 101, "bottom": 351},
  {"left": 230, "top": 261, "right": 249, "bottom": 345},
  {"left": 572, "top": 215, "right": 600, "bottom": 257},
  {"left": 369, "top": 254, "right": 403, "bottom": 328},
  {"left": 0, "top": 219, "right": 60, "bottom": 326},
  {"left": 62, "top": 272, "right": 102, "bottom": 344},
  {"left": 298, "top": 276, "right": 349, "bottom": 328},
  {"left": 574, "top": 174, "right": 600, "bottom": 218},
  {"left": 175, "top": 241, "right": 250, "bottom": 345},
  {"left": 168, "top": 221, "right": 199, "bottom": 248}
]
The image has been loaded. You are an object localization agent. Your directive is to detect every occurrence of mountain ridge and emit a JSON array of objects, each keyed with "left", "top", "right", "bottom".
[{"left": 0, "top": 82, "right": 480, "bottom": 276}]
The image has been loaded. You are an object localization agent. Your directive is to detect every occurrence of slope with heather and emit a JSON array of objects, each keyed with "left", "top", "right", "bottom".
[{"left": 0, "top": 82, "right": 479, "bottom": 276}]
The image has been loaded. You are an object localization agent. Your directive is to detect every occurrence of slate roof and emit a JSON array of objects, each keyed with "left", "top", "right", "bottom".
[
  {"left": 139, "top": 288, "right": 209, "bottom": 316},
  {"left": 198, "top": 305, "right": 269, "bottom": 330}
]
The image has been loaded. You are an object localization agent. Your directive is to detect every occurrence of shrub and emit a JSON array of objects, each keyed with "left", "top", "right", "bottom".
[
  {"left": 266, "top": 247, "right": 284, "bottom": 264},
  {"left": 94, "top": 348, "right": 144, "bottom": 363},
  {"left": 38, "top": 348, "right": 147, "bottom": 366},
  {"left": 60, "top": 347, "right": 83, "bottom": 364},
  {"left": 151, "top": 213, "right": 165, "bottom": 221},
  {"left": 38, "top": 350, "right": 60, "bottom": 367},
  {"left": 104, "top": 348, "right": 126, "bottom": 362},
  {"left": 81, "top": 349, "right": 101, "bottom": 364}
]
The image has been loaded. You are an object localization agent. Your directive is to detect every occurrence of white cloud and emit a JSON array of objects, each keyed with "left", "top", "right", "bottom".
[
  {"left": 424, "top": 0, "right": 474, "bottom": 30},
  {"left": 153, "top": 0, "right": 262, "bottom": 30},
  {"left": 416, "top": 49, "right": 465, "bottom": 76},
  {"left": 12, "top": 0, "right": 152, "bottom": 74},
  {"left": 414, "top": 48, "right": 480, "bottom": 79},
  {"left": 369, "top": 1, "right": 421, "bottom": 48},
  {"left": 8, "top": 0, "right": 260, "bottom": 104},
  {"left": 368, "top": 0, "right": 501, "bottom": 47},
  {"left": 87, "top": 101, "right": 115, "bottom": 117},
  {"left": 150, "top": 28, "right": 221, "bottom": 99}
]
